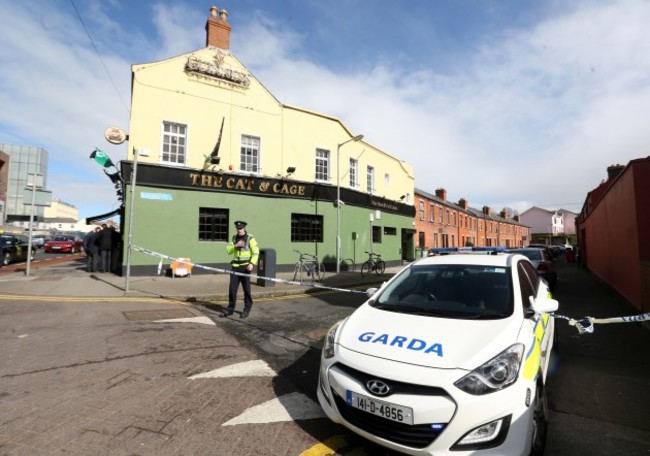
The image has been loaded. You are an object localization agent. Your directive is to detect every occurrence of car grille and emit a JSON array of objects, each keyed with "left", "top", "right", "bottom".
[
  {"left": 334, "top": 363, "right": 448, "bottom": 396},
  {"left": 330, "top": 362, "right": 450, "bottom": 448}
]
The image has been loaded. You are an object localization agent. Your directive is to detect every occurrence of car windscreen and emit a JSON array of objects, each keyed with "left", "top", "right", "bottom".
[
  {"left": 372, "top": 264, "right": 513, "bottom": 319},
  {"left": 52, "top": 236, "right": 70, "bottom": 241}
]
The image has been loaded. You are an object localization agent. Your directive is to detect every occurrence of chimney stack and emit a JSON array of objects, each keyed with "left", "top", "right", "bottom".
[
  {"left": 458, "top": 198, "right": 468, "bottom": 210},
  {"left": 435, "top": 188, "right": 447, "bottom": 201},
  {"left": 606, "top": 164, "right": 624, "bottom": 181},
  {"left": 206, "top": 5, "right": 231, "bottom": 50},
  {"left": 482, "top": 206, "right": 491, "bottom": 215}
]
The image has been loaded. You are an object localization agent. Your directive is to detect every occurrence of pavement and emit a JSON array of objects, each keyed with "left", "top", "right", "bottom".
[{"left": 0, "top": 254, "right": 400, "bottom": 301}]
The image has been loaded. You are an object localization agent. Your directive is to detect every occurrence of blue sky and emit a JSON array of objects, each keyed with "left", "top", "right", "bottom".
[{"left": 1, "top": 0, "right": 648, "bottom": 220}]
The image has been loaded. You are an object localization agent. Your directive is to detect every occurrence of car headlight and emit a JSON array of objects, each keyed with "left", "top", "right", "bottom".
[
  {"left": 454, "top": 344, "right": 524, "bottom": 395},
  {"left": 322, "top": 321, "right": 341, "bottom": 359}
]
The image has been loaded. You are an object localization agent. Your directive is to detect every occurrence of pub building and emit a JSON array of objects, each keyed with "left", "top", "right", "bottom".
[{"left": 116, "top": 6, "right": 415, "bottom": 275}]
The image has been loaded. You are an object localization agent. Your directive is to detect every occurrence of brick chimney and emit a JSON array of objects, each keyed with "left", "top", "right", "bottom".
[
  {"left": 499, "top": 209, "right": 507, "bottom": 219},
  {"left": 206, "top": 5, "right": 231, "bottom": 49},
  {"left": 435, "top": 188, "right": 447, "bottom": 201},
  {"left": 606, "top": 164, "right": 624, "bottom": 181},
  {"left": 482, "top": 205, "right": 491, "bottom": 215},
  {"left": 458, "top": 198, "right": 468, "bottom": 210},
  {"left": 513, "top": 214, "right": 520, "bottom": 222}
]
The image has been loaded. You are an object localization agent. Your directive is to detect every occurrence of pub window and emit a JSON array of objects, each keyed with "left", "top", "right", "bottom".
[
  {"left": 372, "top": 225, "right": 382, "bottom": 243},
  {"left": 162, "top": 121, "right": 187, "bottom": 164},
  {"left": 240, "top": 135, "right": 260, "bottom": 173},
  {"left": 367, "top": 166, "right": 375, "bottom": 194},
  {"left": 349, "top": 158, "right": 358, "bottom": 188},
  {"left": 315, "top": 148, "right": 330, "bottom": 182},
  {"left": 383, "top": 227, "right": 397, "bottom": 235},
  {"left": 291, "top": 213, "right": 323, "bottom": 242},
  {"left": 198, "top": 207, "right": 229, "bottom": 241}
]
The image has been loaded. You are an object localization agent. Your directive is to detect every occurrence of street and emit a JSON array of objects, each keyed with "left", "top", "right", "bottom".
[{"left": 0, "top": 256, "right": 649, "bottom": 455}]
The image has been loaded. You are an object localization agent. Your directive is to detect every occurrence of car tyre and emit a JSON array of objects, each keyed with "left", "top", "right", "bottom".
[
  {"left": 529, "top": 380, "right": 548, "bottom": 456},
  {"left": 2, "top": 252, "right": 11, "bottom": 266}
]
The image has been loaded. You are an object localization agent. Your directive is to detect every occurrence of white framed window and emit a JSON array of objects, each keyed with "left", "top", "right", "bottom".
[
  {"left": 240, "top": 135, "right": 260, "bottom": 173},
  {"left": 366, "top": 166, "right": 375, "bottom": 194},
  {"left": 349, "top": 158, "right": 358, "bottom": 188},
  {"left": 384, "top": 173, "right": 390, "bottom": 186},
  {"left": 162, "top": 121, "right": 187, "bottom": 164},
  {"left": 419, "top": 201, "right": 425, "bottom": 220},
  {"left": 315, "top": 148, "right": 330, "bottom": 181}
]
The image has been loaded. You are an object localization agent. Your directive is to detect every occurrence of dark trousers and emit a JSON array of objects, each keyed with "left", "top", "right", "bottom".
[
  {"left": 228, "top": 265, "right": 253, "bottom": 312},
  {"left": 100, "top": 249, "right": 111, "bottom": 272},
  {"left": 87, "top": 252, "right": 98, "bottom": 272}
]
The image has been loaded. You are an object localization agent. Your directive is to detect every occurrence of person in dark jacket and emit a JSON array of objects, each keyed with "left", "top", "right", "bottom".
[
  {"left": 83, "top": 227, "right": 101, "bottom": 272},
  {"left": 97, "top": 224, "right": 114, "bottom": 273}
]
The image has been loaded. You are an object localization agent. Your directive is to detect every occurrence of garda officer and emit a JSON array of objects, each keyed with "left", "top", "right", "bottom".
[{"left": 224, "top": 221, "right": 259, "bottom": 318}]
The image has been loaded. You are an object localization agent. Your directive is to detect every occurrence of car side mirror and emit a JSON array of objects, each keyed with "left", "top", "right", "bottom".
[
  {"left": 366, "top": 287, "right": 379, "bottom": 298},
  {"left": 528, "top": 295, "right": 559, "bottom": 314}
]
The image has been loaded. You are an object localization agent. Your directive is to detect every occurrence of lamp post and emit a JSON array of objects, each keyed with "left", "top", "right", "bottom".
[
  {"left": 336, "top": 134, "right": 363, "bottom": 274},
  {"left": 124, "top": 148, "right": 150, "bottom": 294},
  {"left": 25, "top": 173, "right": 43, "bottom": 277}
]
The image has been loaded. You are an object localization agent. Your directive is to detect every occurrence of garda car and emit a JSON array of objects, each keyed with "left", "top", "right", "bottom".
[
  {"left": 1, "top": 234, "right": 36, "bottom": 266},
  {"left": 317, "top": 248, "right": 558, "bottom": 456}
]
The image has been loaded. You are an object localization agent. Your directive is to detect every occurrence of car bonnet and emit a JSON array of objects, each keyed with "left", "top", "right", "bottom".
[{"left": 337, "top": 303, "right": 520, "bottom": 370}]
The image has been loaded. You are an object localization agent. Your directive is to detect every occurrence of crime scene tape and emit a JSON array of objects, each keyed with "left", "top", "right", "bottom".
[
  {"left": 131, "top": 245, "right": 649, "bottom": 331},
  {"left": 551, "top": 312, "right": 650, "bottom": 334},
  {"left": 131, "top": 245, "right": 369, "bottom": 295}
]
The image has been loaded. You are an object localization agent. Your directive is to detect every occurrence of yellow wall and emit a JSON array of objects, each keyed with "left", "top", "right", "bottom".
[{"left": 128, "top": 46, "right": 414, "bottom": 203}]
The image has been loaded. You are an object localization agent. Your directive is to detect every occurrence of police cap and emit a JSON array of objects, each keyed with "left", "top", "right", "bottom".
[{"left": 234, "top": 220, "right": 247, "bottom": 229}]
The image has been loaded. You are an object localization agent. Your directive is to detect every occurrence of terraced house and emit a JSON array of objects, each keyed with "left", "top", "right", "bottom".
[
  {"left": 414, "top": 188, "right": 530, "bottom": 254},
  {"left": 120, "top": 6, "right": 415, "bottom": 275}
]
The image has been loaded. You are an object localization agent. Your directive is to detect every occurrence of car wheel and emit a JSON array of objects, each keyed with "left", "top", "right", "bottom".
[
  {"left": 29, "top": 249, "right": 35, "bottom": 261},
  {"left": 529, "top": 380, "right": 548, "bottom": 456},
  {"left": 2, "top": 252, "right": 10, "bottom": 266}
]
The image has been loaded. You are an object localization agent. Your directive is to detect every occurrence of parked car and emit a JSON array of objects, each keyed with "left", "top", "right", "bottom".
[
  {"left": 317, "top": 248, "right": 558, "bottom": 456},
  {"left": 43, "top": 235, "right": 84, "bottom": 254},
  {"left": 510, "top": 247, "right": 558, "bottom": 292},
  {"left": 1, "top": 234, "right": 36, "bottom": 266},
  {"left": 31, "top": 234, "right": 51, "bottom": 249}
]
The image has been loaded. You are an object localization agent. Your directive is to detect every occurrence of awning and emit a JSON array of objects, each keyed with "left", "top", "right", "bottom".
[{"left": 85, "top": 208, "right": 121, "bottom": 224}]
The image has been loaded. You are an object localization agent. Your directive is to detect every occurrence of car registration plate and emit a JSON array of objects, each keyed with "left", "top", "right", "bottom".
[
  {"left": 52, "top": 246, "right": 61, "bottom": 249},
  {"left": 346, "top": 390, "right": 413, "bottom": 425}
]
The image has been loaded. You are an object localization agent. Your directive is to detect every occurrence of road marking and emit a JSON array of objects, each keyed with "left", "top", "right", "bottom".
[
  {"left": 300, "top": 435, "right": 369, "bottom": 456},
  {"left": 222, "top": 392, "right": 325, "bottom": 425},
  {"left": 189, "top": 359, "right": 277, "bottom": 379},
  {"left": 154, "top": 316, "right": 215, "bottom": 325}
]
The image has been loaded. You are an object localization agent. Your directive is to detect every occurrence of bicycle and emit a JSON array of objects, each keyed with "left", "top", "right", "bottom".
[
  {"left": 292, "top": 249, "right": 325, "bottom": 282},
  {"left": 360, "top": 251, "right": 385, "bottom": 277}
]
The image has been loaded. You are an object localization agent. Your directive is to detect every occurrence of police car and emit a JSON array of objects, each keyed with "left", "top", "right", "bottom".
[{"left": 317, "top": 247, "right": 558, "bottom": 455}]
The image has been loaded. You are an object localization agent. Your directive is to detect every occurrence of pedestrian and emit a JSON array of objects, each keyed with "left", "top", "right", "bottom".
[
  {"left": 223, "top": 220, "right": 259, "bottom": 318},
  {"left": 97, "top": 224, "right": 113, "bottom": 273},
  {"left": 83, "top": 227, "right": 101, "bottom": 272}
]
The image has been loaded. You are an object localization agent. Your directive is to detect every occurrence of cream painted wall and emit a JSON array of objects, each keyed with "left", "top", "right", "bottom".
[{"left": 128, "top": 46, "right": 414, "bottom": 203}]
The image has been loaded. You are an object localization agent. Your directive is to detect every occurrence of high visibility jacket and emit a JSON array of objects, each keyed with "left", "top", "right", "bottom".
[{"left": 226, "top": 233, "right": 259, "bottom": 267}]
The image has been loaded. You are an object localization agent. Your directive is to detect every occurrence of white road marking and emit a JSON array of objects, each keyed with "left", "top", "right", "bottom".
[
  {"left": 154, "top": 316, "right": 215, "bottom": 325},
  {"left": 222, "top": 392, "right": 325, "bottom": 425},
  {"left": 189, "top": 359, "right": 277, "bottom": 379}
]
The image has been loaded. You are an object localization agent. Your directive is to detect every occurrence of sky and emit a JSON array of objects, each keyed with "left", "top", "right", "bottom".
[{"left": 2, "top": 0, "right": 649, "bottom": 220}]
